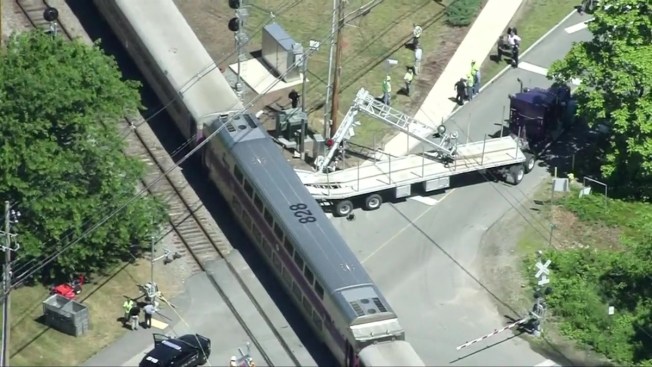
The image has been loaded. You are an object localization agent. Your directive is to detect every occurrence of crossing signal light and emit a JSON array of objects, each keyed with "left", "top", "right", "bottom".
[
  {"left": 228, "top": 18, "right": 240, "bottom": 32},
  {"left": 229, "top": 0, "right": 241, "bottom": 9}
]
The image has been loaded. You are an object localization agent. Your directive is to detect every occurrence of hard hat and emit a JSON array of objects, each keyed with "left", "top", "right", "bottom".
[
  {"left": 386, "top": 75, "right": 391, "bottom": 81},
  {"left": 230, "top": 356, "right": 237, "bottom": 362}
]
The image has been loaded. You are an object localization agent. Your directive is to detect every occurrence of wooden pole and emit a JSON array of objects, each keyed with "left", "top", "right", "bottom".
[{"left": 329, "top": 0, "right": 345, "bottom": 138}]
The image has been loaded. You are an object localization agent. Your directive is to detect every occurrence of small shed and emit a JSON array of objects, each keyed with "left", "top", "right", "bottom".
[
  {"left": 42, "top": 294, "right": 90, "bottom": 337},
  {"left": 261, "top": 23, "right": 302, "bottom": 82}
]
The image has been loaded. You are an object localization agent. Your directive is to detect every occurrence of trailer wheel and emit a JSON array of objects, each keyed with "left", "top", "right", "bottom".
[
  {"left": 509, "top": 164, "right": 525, "bottom": 185},
  {"left": 524, "top": 153, "right": 535, "bottom": 173},
  {"left": 363, "top": 194, "right": 383, "bottom": 211},
  {"left": 334, "top": 200, "right": 354, "bottom": 217}
]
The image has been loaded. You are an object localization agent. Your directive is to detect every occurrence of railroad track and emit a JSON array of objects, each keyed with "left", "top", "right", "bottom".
[{"left": 14, "top": 2, "right": 301, "bottom": 365}]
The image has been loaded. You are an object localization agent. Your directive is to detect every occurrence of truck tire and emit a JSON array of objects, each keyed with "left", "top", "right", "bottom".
[
  {"left": 509, "top": 164, "right": 525, "bottom": 185},
  {"left": 524, "top": 153, "right": 535, "bottom": 173},
  {"left": 334, "top": 200, "right": 354, "bottom": 217},
  {"left": 363, "top": 194, "right": 383, "bottom": 211}
]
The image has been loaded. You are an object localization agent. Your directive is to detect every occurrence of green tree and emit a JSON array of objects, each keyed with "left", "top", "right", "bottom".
[
  {"left": 0, "top": 31, "right": 167, "bottom": 281},
  {"left": 547, "top": 0, "right": 652, "bottom": 195}
]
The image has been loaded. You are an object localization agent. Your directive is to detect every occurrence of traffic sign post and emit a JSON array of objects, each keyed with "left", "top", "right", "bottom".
[{"left": 532, "top": 251, "right": 552, "bottom": 337}]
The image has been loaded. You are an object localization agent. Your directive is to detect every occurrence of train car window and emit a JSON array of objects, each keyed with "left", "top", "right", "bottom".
[
  {"left": 282, "top": 267, "right": 292, "bottom": 287},
  {"left": 304, "top": 267, "right": 314, "bottom": 285},
  {"left": 243, "top": 179, "right": 254, "bottom": 198},
  {"left": 283, "top": 238, "right": 294, "bottom": 257},
  {"left": 263, "top": 208, "right": 274, "bottom": 226},
  {"left": 273, "top": 223, "right": 284, "bottom": 240},
  {"left": 252, "top": 226, "right": 262, "bottom": 245},
  {"left": 261, "top": 240, "right": 272, "bottom": 257},
  {"left": 302, "top": 296, "right": 312, "bottom": 314},
  {"left": 314, "top": 282, "right": 324, "bottom": 299},
  {"left": 253, "top": 195, "right": 263, "bottom": 211},
  {"left": 272, "top": 252, "right": 281, "bottom": 270},
  {"left": 292, "top": 281, "right": 302, "bottom": 300},
  {"left": 294, "top": 252, "right": 305, "bottom": 271},
  {"left": 233, "top": 166, "right": 244, "bottom": 184},
  {"left": 312, "top": 311, "right": 322, "bottom": 331},
  {"left": 242, "top": 211, "right": 252, "bottom": 229},
  {"left": 232, "top": 197, "right": 242, "bottom": 218}
]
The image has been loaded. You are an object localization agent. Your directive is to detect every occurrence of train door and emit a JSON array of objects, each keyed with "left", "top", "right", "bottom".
[{"left": 344, "top": 341, "right": 359, "bottom": 367}]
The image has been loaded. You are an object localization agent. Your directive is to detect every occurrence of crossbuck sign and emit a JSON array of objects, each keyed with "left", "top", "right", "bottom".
[{"left": 535, "top": 259, "right": 551, "bottom": 286}]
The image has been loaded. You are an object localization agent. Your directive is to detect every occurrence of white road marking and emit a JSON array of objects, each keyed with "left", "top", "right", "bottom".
[
  {"left": 564, "top": 18, "right": 593, "bottom": 34},
  {"left": 361, "top": 189, "right": 456, "bottom": 263},
  {"left": 409, "top": 195, "right": 439, "bottom": 206},
  {"left": 535, "top": 359, "right": 560, "bottom": 367},
  {"left": 518, "top": 62, "right": 549, "bottom": 76},
  {"left": 518, "top": 62, "right": 582, "bottom": 86}
]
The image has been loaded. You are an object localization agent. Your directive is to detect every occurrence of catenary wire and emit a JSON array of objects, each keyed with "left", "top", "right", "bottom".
[
  {"left": 7, "top": 0, "right": 309, "bottom": 277},
  {"left": 8, "top": 3, "right": 343, "bottom": 293}
]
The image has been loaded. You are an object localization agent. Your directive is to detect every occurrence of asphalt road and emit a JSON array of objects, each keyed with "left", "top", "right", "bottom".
[{"left": 331, "top": 12, "right": 593, "bottom": 367}]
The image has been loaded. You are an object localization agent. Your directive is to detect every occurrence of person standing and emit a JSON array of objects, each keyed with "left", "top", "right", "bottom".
[
  {"left": 470, "top": 60, "right": 481, "bottom": 95},
  {"left": 414, "top": 45, "right": 423, "bottom": 75},
  {"left": 403, "top": 67, "right": 414, "bottom": 97},
  {"left": 122, "top": 298, "right": 134, "bottom": 326},
  {"left": 465, "top": 72, "right": 475, "bottom": 101},
  {"left": 143, "top": 302, "right": 156, "bottom": 329},
  {"left": 454, "top": 78, "right": 466, "bottom": 105},
  {"left": 382, "top": 75, "right": 392, "bottom": 105},
  {"left": 288, "top": 89, "right": 300, "bottom": 109},
  {"left": 412, "top": 24, "right": 423, "bottom": 48},
  {"left": 128, "top": 303, "right": 141, "bottom": 330}
]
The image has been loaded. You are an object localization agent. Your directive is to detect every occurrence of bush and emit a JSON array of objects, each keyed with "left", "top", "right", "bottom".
[{"left": 445, "top": 0, "right": 483, "bottom": 27}]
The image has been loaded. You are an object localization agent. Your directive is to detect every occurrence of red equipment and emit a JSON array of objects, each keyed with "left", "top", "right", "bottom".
[{"left": 51, "top": 274, "right": 85, "bottom": 300}]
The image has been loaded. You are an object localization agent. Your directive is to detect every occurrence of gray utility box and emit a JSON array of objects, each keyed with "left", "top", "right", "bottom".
[
  {"left": 42, "top": 294, "right": 90, "bottom": 337},
  {"left": 276, "top": 108, "right": 306, "bottom": 142},
  {"left": 262, "top": 23, "right": 301, "bottom": 83}
]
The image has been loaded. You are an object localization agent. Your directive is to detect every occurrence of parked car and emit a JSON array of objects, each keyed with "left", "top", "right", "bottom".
[{"left": 139, "top": 334, "right": 211, "bottom": 367}]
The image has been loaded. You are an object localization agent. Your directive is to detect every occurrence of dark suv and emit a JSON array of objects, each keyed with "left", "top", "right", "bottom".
[{"left": 139, "top": 334, "right": 211, "bottom": 367}]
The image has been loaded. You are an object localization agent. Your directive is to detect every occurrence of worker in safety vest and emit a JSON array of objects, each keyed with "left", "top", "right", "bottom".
[
  {"left": 465, "top": 72, "right": 475, "bottom": 101},
  {"left": 382, "top": 75, "right": 392, "bottom": 105},
  {"left": 470, "top": 60, "right": 480, "bottom": 95},
  {"left": 122, "top": 298, "right": 134, "bottom": 326},
  {"left": 403, "top": 67, "right": 414, "bottom": 97}
]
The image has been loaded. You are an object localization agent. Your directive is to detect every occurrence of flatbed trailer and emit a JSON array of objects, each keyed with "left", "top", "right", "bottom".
[
  {"left": 297, "top": 136, "right": 532, "bottom": 216},
  {"left": 298, "top": 88, "right": 535, "bottom": 217}
]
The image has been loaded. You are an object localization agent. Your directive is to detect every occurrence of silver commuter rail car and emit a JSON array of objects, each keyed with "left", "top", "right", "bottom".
[{"left": 95, "top": 1, "right": 424, "bottom": 365}]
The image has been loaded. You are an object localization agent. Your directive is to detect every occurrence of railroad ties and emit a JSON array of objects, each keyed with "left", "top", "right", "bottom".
[
  {"left": 16, "top": 0, "right": 56, "bottom": 31},
  {"left": 120, "top": 118, "right": 232, "bottom": 274},
  {"left": 15, "top": 0, "right": 234, "bottom": 274}
]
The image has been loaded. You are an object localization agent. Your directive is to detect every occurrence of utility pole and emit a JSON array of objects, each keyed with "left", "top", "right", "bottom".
[
  {"left": 1, "top": 201, "right": 20, "bottom": 367},
  {"left": 230, "top": 0, "right": 248, "bottom": 98},
  {"left": 298, "top": 40, "right": 320, "bottom": 158},
  {"left": 329, "top": 0, "right": 345, "bottom": 139},
  {"left": 150, "top": 234, "right": 155, "bottom": 306},
  {"left": 322, "top": 0, "right": 338, "bottom": 141}
]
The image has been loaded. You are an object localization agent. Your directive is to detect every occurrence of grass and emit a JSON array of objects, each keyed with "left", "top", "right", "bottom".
[
  {"left": 480, "top": 0, "right": 578, "bottom": 84},
  {"left": 2, "top": 258, "right": 184, "bottom": 366},
  {"left": 229, "top": 0, "right": 460, "bottom": 147}
]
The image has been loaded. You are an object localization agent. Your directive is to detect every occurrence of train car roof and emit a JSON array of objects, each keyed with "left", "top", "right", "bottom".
[
  {"left": 358, "top": 341, "right": 425, "bottom": 367},
  {"left": 114, "top": 0, "right": 243, "bottom": 118},
  {"left": 228, "top": 131, "right": 375, "bottom": 293}
]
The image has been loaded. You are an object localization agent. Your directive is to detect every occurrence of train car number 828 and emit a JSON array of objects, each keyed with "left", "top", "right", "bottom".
[{"left": 289, "top": 204, "right": 316, "bottom": 223}]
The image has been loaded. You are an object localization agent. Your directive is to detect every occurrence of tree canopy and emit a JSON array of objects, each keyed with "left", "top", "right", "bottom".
[
  {"left": 0, "top": 31, "right": 167, "bottom": 281},
  {"left": 547, "top": 0, "right": 652, "bottom": 196}
]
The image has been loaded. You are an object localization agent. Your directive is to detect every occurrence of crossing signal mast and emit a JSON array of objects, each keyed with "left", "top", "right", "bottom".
[{"left": 228, "top": 0, "right": 249, "bottom": 98}]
